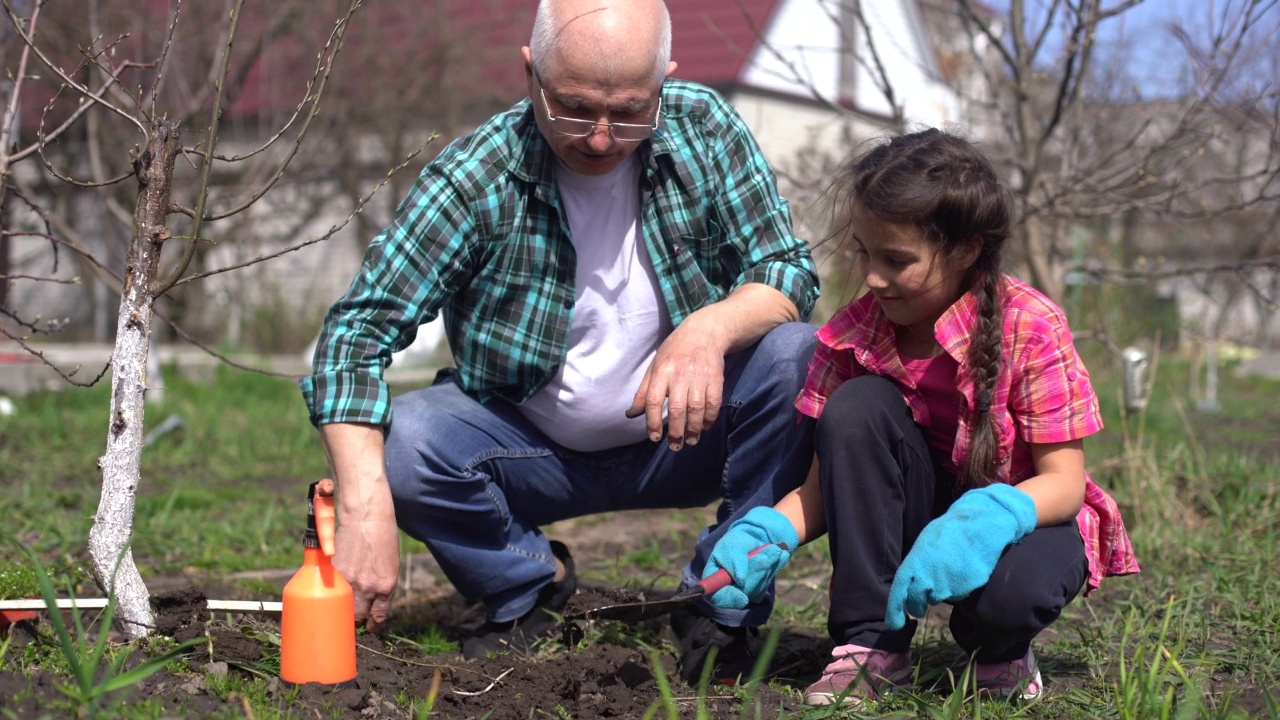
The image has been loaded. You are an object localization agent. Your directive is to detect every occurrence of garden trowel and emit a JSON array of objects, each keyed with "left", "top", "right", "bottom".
[{"left": 564, "top": 543, "right": 786, "bottom": 622}]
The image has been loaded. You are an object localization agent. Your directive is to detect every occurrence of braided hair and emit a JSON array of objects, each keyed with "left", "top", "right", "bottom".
[{"left": 836, "top": 128, "right": 1012, "bottom": 488}]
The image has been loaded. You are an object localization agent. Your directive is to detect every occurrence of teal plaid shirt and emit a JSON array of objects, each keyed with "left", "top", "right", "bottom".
[{"left": 302, "top": 80, "right": 818, "bottom": 426}]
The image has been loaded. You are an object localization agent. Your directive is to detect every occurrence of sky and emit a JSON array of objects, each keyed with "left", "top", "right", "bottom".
[
  {"left": 982, "top": 0, "right": 1265, "bottom": 99},
  {"left": 1102, "top": 0, "right": 1197, "bottom": 90}
]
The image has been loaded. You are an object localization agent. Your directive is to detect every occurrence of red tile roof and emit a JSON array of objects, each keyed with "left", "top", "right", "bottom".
[
  {"left": 226, "top": 0, "right": 780, "bottom": 118},
  {"left": 669, "top": 0, "right": 782, "bottom": 87},
  {"left": 228, "top": 0, "right": 537, "bottom": 117},
  {"left": 15, "top": 1, "right": 780, "bottom": 130}
]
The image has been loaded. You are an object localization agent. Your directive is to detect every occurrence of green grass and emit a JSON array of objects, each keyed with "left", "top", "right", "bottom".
[
  {"left": 2, "top": 352, "right": 1279, "bottom": 718},
  {"left": 0, "top": 562, "right": 38, "bottom": 599},
  {"left": 0, "top": 363, "right": 329, "bottom": 579}
]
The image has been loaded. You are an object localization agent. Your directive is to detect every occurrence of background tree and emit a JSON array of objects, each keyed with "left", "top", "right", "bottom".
[
  {"left": 762, "top": 0, "right": 1279, "bottom": 355},
  {"left": 945, "top": 0, "right": 1279, "bottom": 361},
  {"left": 0, "top": 0, "right": 428, "bottom": 637}
]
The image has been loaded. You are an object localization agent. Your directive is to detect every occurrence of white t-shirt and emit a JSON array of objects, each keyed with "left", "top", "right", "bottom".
[{"left": 516, "top": 156, "right": 671, "bottom": 451}]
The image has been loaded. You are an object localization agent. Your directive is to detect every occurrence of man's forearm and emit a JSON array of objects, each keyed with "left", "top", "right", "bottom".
[
  {"left": 319, "top": 422, "right": 390, "bottom": 515},
  {"left": 317, "top": 421, "right": 400, "bottom": 630},
  {"left": 689, "top": 283, "right": 800, "bottom": 355}
]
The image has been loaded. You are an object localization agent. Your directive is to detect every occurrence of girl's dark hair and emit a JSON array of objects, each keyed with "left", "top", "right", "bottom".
[{"left": 838, "top": 128, "right": 1012, "bottom": 488}]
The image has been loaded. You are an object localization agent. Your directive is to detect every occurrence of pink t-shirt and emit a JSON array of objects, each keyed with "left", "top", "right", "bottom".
[
  {"left": 900, "top": 353, "right": 963, "bottom": 477},
  {"left": 796, "top": 276, "right": 1140, "bottom": 594}
]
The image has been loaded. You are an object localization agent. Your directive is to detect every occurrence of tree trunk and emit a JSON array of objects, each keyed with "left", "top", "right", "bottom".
[
  {"left": 1022, "top": 214, "right": 1065, "bottom": 303},
  {"left": 88, "top": 119, "right": 180, "bottom": 639}
]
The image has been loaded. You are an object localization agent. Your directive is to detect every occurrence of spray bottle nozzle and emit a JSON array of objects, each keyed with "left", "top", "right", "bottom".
[{"left": 303, "top": 479, "right": 337, "bottom": 556}]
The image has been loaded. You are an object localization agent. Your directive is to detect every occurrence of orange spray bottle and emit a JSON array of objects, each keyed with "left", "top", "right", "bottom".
[{"left": 280, "top": 479, "right": 357, "bottom": 684}]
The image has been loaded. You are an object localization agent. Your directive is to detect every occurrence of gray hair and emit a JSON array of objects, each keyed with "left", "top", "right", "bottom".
[{"left": 529, "top": 0, "right": 671, "bottom": 86}]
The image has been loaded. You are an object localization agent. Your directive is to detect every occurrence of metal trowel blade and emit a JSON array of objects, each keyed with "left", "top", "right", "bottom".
[{"left": 565, "top": 585, "right": 708, "bottom": 622}]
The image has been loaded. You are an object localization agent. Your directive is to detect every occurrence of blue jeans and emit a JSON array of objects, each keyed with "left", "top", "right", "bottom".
[{"left": 385, "top": 321, "right": 816, "bottom": 626}]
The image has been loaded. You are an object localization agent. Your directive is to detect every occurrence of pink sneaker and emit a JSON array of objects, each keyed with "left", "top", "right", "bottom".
[
  {"left": 803, "top": 644, "right": 912, "bottom": 707},
  {"left": 975, "top": 648, "right": 1043, "bottom": 700}
]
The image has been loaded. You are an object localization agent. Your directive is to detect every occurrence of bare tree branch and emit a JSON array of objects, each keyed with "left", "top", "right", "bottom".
[
  {"left": 10, "top": 174, "right": 125, "bottom": 292},
  {"left": 152, "top": 307, "right": 304, "bottom": 380},
  {"left": 152, "top": 0, "right": 247, "bottom": 295},
  {"left": 144, "top": 0, "right": 182, "bottom": 120},
  {"left": 172, "top": 136, "right": 434, "bottom": 287},
  {"left": 200, "top": 2, "right": 360, "bottom": 220},
  {"left": 0, "top": 0, "right": 36, "bottom": 177},
  {"left": 0, "top": 324, "right": 111, "bottom": 385},
  {"left": 0, "top": 272, "right": 80, "bottom": 283},
  {"left": 3, "top": 0, "right": 145, "bottom": 135}
]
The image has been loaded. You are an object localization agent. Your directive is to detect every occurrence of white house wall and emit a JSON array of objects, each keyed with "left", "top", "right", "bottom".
[
  {"left": 740, "top": 0, "right": 959, "bottom": 127},
  {"left": 198, "top": 184, "right": 368, "bottom": 347},
  {"left": 730, "top": 91, "right": 874, "bottom": 170},
  {"left": 740, "top": 0, "right": 843, "bottom": 101}
]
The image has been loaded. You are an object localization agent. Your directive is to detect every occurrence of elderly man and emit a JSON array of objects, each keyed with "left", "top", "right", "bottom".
[{"left": 301, "top": 0, "right": 819, "bottom": 683}]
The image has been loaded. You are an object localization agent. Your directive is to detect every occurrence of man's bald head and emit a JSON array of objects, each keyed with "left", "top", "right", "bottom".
[{"left": 529, "top": 0, "right": 671, "bottom": 87}]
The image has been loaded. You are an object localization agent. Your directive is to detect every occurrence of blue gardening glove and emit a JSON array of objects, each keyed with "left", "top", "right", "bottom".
[
  {"left": 885, "top": 484, "right": 1037, "bottom": 630},
  {"left": 702, "top": 506, "right": 800, "bottom": 609}
]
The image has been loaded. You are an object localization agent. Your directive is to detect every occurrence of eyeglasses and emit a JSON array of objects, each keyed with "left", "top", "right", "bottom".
[{"left": 536, "top": 83, "right": 661, "bottom": 143}]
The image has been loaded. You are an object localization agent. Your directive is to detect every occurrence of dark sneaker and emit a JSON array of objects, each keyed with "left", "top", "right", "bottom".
[
  {"left": 670, "top": 604, "right": 759, "bottom": 685},
  {"left": 461, "top": 541, "right": 577, "bottom": 659}
]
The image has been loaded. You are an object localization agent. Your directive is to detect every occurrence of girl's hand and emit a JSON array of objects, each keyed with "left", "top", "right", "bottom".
[
  {"left": 884, "top": 484, "right": 1037, "bottom": 629},
  {"left": 702, "top": 506, "right": 800, "bottom": 609}
]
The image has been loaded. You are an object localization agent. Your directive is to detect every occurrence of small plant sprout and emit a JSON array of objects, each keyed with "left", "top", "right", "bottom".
[{"left": 10, "top": 540, "right": 206, "bottom": 719}]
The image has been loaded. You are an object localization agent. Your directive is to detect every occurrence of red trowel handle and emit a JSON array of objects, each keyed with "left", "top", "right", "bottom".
[{"left": 695, "top": 542, "right": 790, "bottom": 596}]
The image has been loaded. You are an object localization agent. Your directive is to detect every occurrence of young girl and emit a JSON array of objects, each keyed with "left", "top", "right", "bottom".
[{"left": 698, "top": 129, "right": 1139, "bottom": 704}]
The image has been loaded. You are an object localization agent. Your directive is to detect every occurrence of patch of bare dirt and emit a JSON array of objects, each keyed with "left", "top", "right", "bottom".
[
  {"left": 0, "top": 582, "right": 826, "bottom": 719},
  {"left": 0, "top": 509, "right": 835, "bottom": 718},
  {"left": 8, "top": 508, "right": 1262, "bottom": 718}
]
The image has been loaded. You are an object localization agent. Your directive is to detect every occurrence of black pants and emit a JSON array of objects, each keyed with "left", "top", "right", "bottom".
[{"left": 817, "top": 375, "right": 1089, "bottom": 663}]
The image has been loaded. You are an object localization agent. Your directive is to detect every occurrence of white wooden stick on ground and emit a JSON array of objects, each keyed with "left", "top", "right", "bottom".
[{"left": 0, "top": 598, "right": 282, "bottom": 613}]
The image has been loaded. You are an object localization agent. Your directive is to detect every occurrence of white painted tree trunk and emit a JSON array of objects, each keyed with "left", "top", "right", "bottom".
[{"left": 87, "top": 121, "right": 181, "bottom": 639}]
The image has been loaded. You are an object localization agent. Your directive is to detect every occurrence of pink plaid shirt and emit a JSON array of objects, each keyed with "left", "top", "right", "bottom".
[{"left": 797, "top": 276, "right": 1140, "bottom": 594}]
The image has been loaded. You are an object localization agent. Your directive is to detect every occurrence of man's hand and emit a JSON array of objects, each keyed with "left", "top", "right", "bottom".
[
  {"left": 319, "top": 423, "right": 400, "bottom": 632},
  {"left": 627, "top": 314, "right": 727, "bottom": 451},
  {"left": 332, "top": 481, "right": 400, "bottom": 632},
  {"left": 626, "top": 284, "right": 800, "bottom": 451}
]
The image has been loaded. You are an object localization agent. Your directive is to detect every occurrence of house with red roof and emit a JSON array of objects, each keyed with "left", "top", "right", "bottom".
[
  {"left": 668, "top": 0, "right": 960, "bottom": 171},
  {"left": 212, "top": 0, "right": 963, "bottom": 197},
  {"left": 3, "top": 0, "right": 971, "bottom": 354},
  {"left": 339, "top": 0, "right": 963, "bottom": 186}
]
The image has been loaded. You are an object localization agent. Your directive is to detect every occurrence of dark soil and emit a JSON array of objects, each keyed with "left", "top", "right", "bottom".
[
  {"left": 0, "top": 584, "right": 828, "bottom": 719},
  {"left": 0, "top": 509, "right": 837, "bottom": 718},
  {"left": 2, "top": 500, "right": 1274, "bottom": 718}
]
